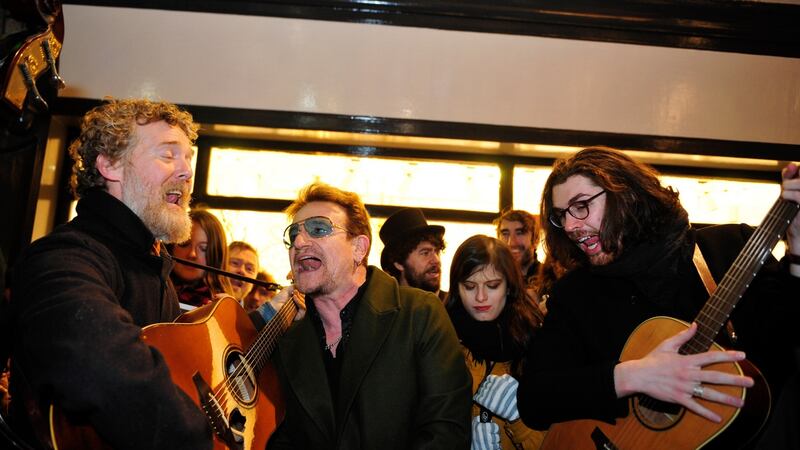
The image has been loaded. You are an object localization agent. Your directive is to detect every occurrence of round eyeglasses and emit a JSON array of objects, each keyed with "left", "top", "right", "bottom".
[
  {"left": 283, "top": 216, "right": 349, "bottom": 248},
  {"left": 548, "top": 190, "right": 606, "bottom": 229}
]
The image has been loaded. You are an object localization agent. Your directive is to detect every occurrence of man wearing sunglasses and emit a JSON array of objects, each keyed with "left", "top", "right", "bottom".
[
  {"left": 517, "top": 147, "right": 800, "bottom": 448},
  {"left": 267, "top": 182, "right": 471, "bottom": 449}
]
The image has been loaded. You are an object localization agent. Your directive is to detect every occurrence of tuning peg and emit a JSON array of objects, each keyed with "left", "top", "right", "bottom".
[
  {"left": 18, "top": 61, "right": 49, "bottom": 112},
  {"left": 41, "top": 39, "right": 65, "bottom": 90}
]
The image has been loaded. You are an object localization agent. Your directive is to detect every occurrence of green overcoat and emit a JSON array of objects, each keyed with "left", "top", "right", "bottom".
[{"left": 268, "top": 267, "right": 472, "bottom": 449}]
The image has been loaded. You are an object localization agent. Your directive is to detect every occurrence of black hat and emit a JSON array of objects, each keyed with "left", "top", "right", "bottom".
[{"left": 379, "top": 208, "right": 445, "bottom": 248}]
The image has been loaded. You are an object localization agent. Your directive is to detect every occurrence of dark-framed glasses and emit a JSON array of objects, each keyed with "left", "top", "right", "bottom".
[
  {"left": 283, "top": 216, "right": 349, "bottom": 248},
  {"left": 548, "top": 190, "right": 606, "bottom": 229}
]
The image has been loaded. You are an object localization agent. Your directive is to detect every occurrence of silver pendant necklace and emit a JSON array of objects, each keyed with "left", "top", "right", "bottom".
[{"left": 324, "top": 335, "right": 343, "bottom": 351}]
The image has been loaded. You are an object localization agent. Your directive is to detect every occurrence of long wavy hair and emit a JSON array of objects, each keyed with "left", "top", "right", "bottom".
[
  {"left": 192, "top": 210, "right": 232, "bottom": 296},
  {"left": 168, "top": 209, "right": 232, "bottom": 296},
  {"left": 446, "top": 235, "right": 543, "bottom": 352},
  {"left": 540, "top": 146, "right": 689, "bottom": 268}
]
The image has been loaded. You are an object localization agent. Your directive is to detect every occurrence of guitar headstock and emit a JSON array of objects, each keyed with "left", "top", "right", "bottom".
[
  {"left": 2, "top": 25, "right": 64, "bottom": 113},
  {"left": 0, "top": 5, "right": 64, "bottom": 129}
]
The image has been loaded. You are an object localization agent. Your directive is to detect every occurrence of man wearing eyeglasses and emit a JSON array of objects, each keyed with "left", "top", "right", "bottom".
[
  {"left": 516, "top": 147, "right": 800, "bottom": 448},
  {"left": 267, "top": 182, "right": 471, "bottom": 450}
]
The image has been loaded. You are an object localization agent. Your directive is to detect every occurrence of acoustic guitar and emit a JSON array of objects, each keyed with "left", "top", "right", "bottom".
[
  {"left": 49, "top": 296, "right": 298, "bottom": 450},
  {"left": 540, "top": 196, "right": 799, "bottom": 450}
]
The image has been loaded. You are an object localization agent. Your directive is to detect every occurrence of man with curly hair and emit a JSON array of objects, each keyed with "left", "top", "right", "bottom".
[
  {"left": 379, "top": 208, "right": 447, "bottom": 301},
  {"left": 7, "top": 99, "right": 211, "bottom": 449}
]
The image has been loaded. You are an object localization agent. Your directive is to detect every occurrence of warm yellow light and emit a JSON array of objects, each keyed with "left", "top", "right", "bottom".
[{"left": 208, "top": 148, "right": 501, "bottom": 212}]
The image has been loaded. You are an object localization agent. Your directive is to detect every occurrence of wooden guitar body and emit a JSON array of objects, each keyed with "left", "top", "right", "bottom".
[
  {"left": 50, "top": 297, "right": 289, "bottom": 450},
  {"left": 541, "top": 317, "right": 771, "bottom": 450},
  {"left": 142, "top": 297, "right": 285, "bottom": 450}
]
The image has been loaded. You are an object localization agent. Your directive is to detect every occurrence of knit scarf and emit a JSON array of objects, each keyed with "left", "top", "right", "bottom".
[{"left": 448, "top": 303, "right": 519, "bottom": 364}]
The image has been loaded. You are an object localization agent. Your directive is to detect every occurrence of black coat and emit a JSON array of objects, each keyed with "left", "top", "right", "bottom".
[
  {"left": 518, "top": 224, "right": 800, "bottom": 429},
  {"left": 9, "top": 189, "right": 211, "bottom": 449}
]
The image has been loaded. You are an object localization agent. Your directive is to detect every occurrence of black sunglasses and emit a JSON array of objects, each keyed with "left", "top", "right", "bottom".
[
  {"left": 283, "top": 216, "right": 349, "bottom": 248},
  {"left": 549, "top": 190, "right": 606, "bottom": 229}
]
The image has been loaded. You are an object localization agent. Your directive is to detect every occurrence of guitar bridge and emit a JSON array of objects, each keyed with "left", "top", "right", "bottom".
[
  {"left": 192, "top": 372, "right": 243, "bottom": 450},
  {"left": 591, "top": 427, "right": 620, "bottom": 450}
]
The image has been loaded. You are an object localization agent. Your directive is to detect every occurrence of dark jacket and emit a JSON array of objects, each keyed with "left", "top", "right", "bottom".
[
  {"left": 9, "top": 189, "right": 211, "bottom": 449},
  {"left": 268, "top": 267, "right": 472, "bottom": 450},
  {"left": 518, "top": 224, "right": 800, "bottom": 429}
]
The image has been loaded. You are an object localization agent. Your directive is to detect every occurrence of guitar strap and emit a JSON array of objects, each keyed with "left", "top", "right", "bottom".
[{"left": 692, "top": 244, "right": 738, "bottom": 344}]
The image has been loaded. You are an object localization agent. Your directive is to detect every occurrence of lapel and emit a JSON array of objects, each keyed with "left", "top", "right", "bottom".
[
  {"left": 335, "top": 268, "right": 400, "bottom": 432},
  {"left": 278, "top": 317, "right": 336, "bottom": 438}
]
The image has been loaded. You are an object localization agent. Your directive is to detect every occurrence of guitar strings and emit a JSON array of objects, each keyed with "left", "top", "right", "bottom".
[
  {"left": 213, "top": 301, "right": 295, "bottom": 410},
  {"left": 210, "top": 299, "right": 298, "bottom": 410},
  {"left": 684, "top": 198, "right": 793, "bottom": 355},
  {"left": 216, "top": 300, "right": 296, "bottom": 399},
  {"left": 613, "top": 198, "right": 797, "bottom": 446}
]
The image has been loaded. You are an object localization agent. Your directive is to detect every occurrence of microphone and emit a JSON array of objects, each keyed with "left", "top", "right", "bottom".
[{"left": 169, "top": 255, "right": 284, "bottom": 292}]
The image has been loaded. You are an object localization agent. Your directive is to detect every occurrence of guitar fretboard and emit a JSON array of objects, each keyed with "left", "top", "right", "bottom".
[
  {"left": 245, "top": 296, "right": 299, "bottom": 372},
  {"left": 680, "top": 198, "right": 799, "bottom": 355}
]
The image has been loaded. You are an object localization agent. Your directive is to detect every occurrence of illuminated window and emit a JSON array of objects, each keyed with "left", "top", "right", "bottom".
[
  {"left": 207, "top": 148, "right": 500, "bottom": 212},
  {"left": 512, "top": 165, "right": 551, "bottom": 213},
  {"left": 660, "top": 176, "right": 780, "bottom": 225},
  {"left": 209, "top": 208, "right": 495, "bottom": 290}
]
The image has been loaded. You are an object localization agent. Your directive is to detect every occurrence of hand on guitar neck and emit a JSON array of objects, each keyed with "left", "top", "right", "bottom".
[
  {"left": 270, "top": 285, "right": 307, "bottom": 321},
  {"left": 613, "top": 322, "right": 754, "bottom": 423},
  {"left": 782, "top": 162, "right": 800, "bottom": 277}
]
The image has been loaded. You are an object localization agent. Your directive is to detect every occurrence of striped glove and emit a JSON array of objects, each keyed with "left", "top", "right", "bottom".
[
  {"left": 473, "top": 374, "right": 520, "bottom": 421},
  {"left": 471, "top": 416, "right": 501, "bottom": 450}
]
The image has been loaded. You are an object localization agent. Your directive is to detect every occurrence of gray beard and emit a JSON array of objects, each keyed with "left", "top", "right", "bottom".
[{"left": 121, "top": 172, "right": 191, "bottom": 243}]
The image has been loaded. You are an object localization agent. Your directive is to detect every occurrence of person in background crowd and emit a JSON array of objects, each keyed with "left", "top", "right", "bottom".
[
  {"left": 494, "top": 209, "right": 541, "bottom": 288},
  {"left": 379, "top": 208, "right": 448, "bottom": 301},
  {"left": 266, "top": 182, "right": 471, "bottom": 449},
  {"left": 518, "top": 147, "right": 800, "bottom": 449},
  {"left": 169, "top": 209, "right": 232, "bottom": 308},
  {"left": 7, "top": 99, "right": 211, "bottom": 449},
  {"left": 447, "top": 235, "right": 545, "bottom": 450},
  {"left": 227, "top": 240, "right": 259, "bottom": 302},
  {"left": 494, "top": 209, "right": 548, "bottom": 313},
  {"left": 243, "top": 270, "right": 278, "bottom": 312}
]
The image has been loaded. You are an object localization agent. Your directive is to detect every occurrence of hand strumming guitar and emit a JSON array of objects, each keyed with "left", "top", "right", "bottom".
[{"left": 613, "top": 322, "right": 754, "bottom": 423}]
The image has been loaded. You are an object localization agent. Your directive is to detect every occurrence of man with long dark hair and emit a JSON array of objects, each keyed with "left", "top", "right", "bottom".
[{"left": 518, "top": 147, "right": 800, "bottom": 448}]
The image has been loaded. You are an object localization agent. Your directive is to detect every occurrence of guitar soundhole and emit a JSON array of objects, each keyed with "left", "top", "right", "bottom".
[
  {"left": 631, "top": 395, "right": 685, "bottom": 431},
  {"left": 225, "top": 351, "right": 258, "bottom": 406}
]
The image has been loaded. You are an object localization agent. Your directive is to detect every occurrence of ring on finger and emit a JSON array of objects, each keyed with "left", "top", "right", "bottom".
[{"left": 692, "top": 384, "right": 705, "bottom": 398}]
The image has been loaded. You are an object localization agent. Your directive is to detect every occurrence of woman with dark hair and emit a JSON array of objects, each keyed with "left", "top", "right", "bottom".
[
  {"left": 169, "top": 209, "right": 232, "bottom": 307},
  {"left": 447, "top": 234, "right": 545, "bottom": 450}
]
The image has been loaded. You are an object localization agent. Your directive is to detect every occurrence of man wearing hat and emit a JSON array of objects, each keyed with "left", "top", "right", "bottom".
[{"left": 380, "top": 208, "right": 448, "bottom": 301}]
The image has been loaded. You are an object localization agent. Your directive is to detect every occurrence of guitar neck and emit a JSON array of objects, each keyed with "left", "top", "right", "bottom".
[
  {"left": 681, "top": 197, "right": 799, "bottom": 355},
  {"left": 245, "top": 299, "right": 298, "bottom": 372}
]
